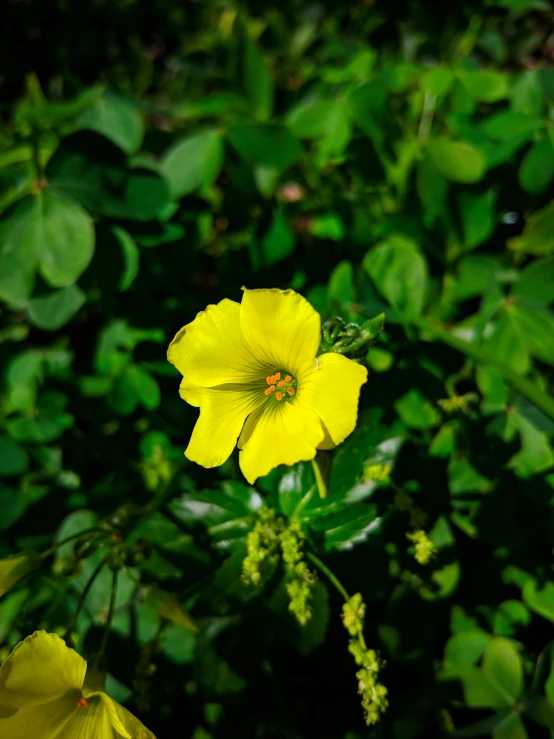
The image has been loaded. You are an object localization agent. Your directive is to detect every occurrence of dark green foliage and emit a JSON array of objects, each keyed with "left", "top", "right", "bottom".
[{"left": 1, "top": 1, "right": 554, "bottom": 737}]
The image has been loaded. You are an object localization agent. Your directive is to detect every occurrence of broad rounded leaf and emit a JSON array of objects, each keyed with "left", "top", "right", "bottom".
[
  {"left": 362, "top": 235, "right": 427, "bottom": 316},
  {"left": 27, "top": 284, "right": 86, "bottom": 331},
  {"left": 161, "top": 130, "right": 224, "bottom": 198},
  {"left": 459, "top": 70, "right": 509, "bottom": 102},
  {"left": 428, "top": 137, "right": 486, "bottom": 183},
  {"left": 519, "top": 135, "right": 554, "bottom": 194},
  {"left": 76, "top": 93, "right": 144, "bottom": 154},
  {"left": 482, "top": 637, "right": 523, "bottom": 704}
]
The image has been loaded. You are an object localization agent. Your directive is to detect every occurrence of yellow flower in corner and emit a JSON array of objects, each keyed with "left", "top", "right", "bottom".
[
  {"left": 168, "top": 288, "right": 368, "bottom": 483},
  {"left": 0, "top": 631, "right": 155, "bottom": 738}
]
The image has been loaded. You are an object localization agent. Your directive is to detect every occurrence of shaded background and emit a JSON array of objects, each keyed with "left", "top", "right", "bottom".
[{"left": 2, "top": 0, "right": 554, "bottom": 737}]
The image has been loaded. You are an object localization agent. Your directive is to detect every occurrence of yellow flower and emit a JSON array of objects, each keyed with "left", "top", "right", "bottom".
[
  {"left": 0, "top": 631, "right": 155, "bottom": 738},
  {"left": 168, "top": 288, "right": 368, "bottom": 483},
  {"left": 0, "top": 552, "right": 40, "bottom": 598}
]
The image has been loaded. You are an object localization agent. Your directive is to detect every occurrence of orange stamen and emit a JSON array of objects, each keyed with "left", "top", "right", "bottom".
[
  {"left": 266, "top": 376, "right": 273, "bottom": 385},
  {"left": 274, "top": 372, "right": 281, "bottom": 381},
  {"left": 285, "top": 375, "right": 292, "bottom": 382},
  {"left": 77, "top": 698, "right": 89, "bottom": 708},
  {"left": 277, "top": 380, "right": 285, "bottom": 388},
  {"left": 287, "top": 387, "right": 295, "bottom": 396},
  {"left": 264, "top": 385, "right": 275, "bottom": 396},
  {"left": 276, "top": 392, "right": 283, "bottom": 401}
]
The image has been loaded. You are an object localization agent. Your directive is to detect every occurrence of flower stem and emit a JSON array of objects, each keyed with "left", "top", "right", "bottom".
[
  {"left": 94, "top": 568, "right": 119, "bottom": 666},
  {"left": 63, "top": 557, "right": 107, "bottom": 641},
  {"left": 306, "top": 550, "right": 368, "bottom": 650},
  {"left": 41, "top": 528, "right": 101, "bottom": 560},
  {"left": 306, "top": 550, "right": 350, "bottom": 602}
]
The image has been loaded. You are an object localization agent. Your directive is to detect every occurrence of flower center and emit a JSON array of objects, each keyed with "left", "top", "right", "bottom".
[
  {"left": 77, "top": 697, "right": 89, "bottom": 708},
  {"left": 263, "top": 371, "right": 297, "bottom": 403}
]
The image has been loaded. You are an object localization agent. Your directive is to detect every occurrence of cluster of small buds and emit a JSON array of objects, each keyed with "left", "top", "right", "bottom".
[
  {"left": 393, "top": 490, "right": 428, "bottom": 528},
  {"left": 241, "top": 508, "right": 281, "bottom": 586},
  {"left": 140, "top": 443, "right": 171, "bottom": 491},
  {"left": 342, "top": 592, "right": 366, "bottom": 637},
  {"left": 438, "top": 392, "right": 478, "bottom": 415},
  {"left": 280, "top": 522, "right": 315, "bottom": 626},
  {"left": 406, "top": 530, "right": 436, "bottom": 565},
  {"left": 363, "top": 463, "right": 392, "bottom": 483},
  {"left": 343, "top": 594, "right": 388, "bottom": 726}
]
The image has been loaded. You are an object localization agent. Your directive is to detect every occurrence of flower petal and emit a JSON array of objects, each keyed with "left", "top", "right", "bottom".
[
  {"left": 56, "top": 693, "right": 122, "bottom": 739},
  {"left": 168, "top": 299, "right": 266, "bottom": 387},
  {"left": 181, "top": 380, "right": 266, "bottom": 468},
  {"left": 240, "top": 289, "right": 321, "bottom": 376},
  {"left": 0, "top": 694, "right": 76, "bottom": 739},
  {"left": 0, "top": 632, "right": 86, "bottom": 708},
  {"left": 114, "top": 700, "right": 157, "bottom": 739},
  {"left": 238, "top": 402, "right": 324, "bottom": 483},
  {"left": 296, "top": 353, "right": 368, "bottom": 449}
]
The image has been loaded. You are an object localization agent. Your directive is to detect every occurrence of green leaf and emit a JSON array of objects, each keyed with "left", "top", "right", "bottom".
[
  {"left": 519, "top": 134, "right": 554, "bottom": 194},
  {"left": 525, "top": 697, "right": 554, "bottom": 728},
  {"left": 493, "top": 601, "right": 531, "bottom": 637},
  {"left": 109, "top": 365, "right": 160, "bottom": 414},
  {"left": 444, "top": 630, "right": 491, "bottom": 667},
  {"left": 416, "top": 155, "right": 449, "bottom": 224},
  {"left": 446, "top": 664, "right": 514, "bottom": 708},
  {"left": 523, "top": 580, "right": 554, "bottom": 622},
  {"left": 459, "top": 69, "right": 509, "bottom": 102},
  {"left": 143, "top": 585, "right": 198, "bottom": 632},
  {"left": 363, "top": 235, "right": 427, "bottom": 317},
  {"left": 328, "top": 260, "right": 355, "bottom": 307},
  {"left": 27, "top": 284, "right": 86, "bottom": 330},
  {"left": 227, "top": 124, "right": 301, "bottom": 172},
  {"left": 480, "top": 111, "right": 543, "bottom": 141},
  {"left": 514, "top": 256, "right": 554, "bottom": 308},
  {"left": 124, "top": 169, "right": 171, "bottom": 221},
  {"left": 0, "top": 436, "right": 29, "bottom": 476},
  {"left": 515, "top": 201, "right": 554, "bottom": 256},
  {"left": 287, "top": 100, "right": 339, "bottom": 139},
  {"left": 395, "top": 389, "right": 440, "bottom": 429},
  {"left": 240, "top": 28, "right": 274, "bottom": 119},
  {"left": 7, "top": 392, "right": 73, "bottom": 443},
  {"left": 493, "top": 713, "right": 528, "bottom": 739},
  {"left": 458, "top": 189, "right": 497, "bottom": 249},
  {"left": 448, "top": 459, "right": 492, "bottom": 495},
  {"left": 161, "top": 130, "right": 224, "bottom": 199},
  {"left": 482, "top": 637, "right": 523, "bottom": 703},
  {"left": 310, "top": 214, "right": 345, "bottom": 241},
  {"left": 310, "top": 503, "right": 381, "bottom": 551},
  {"left": 0, "top": 191, "right": 94, "bottom": 305},
  {"left": 261, "top": 209, "right": 294, "bottom": 265},
  {"left": 428, "top": 137, "right": 486, "bottom": 183},
  {"left": 326, "top": 408, "right": 403, "bottom": 501},
  {"left": 76, "top": 93, "right": 144, "bottom": 154},
  {"left": 112, "top": 226, "right": 139, "bottom": 291},
  {"left": 484, "top": 313, "right": 530, "bottom": 375}
]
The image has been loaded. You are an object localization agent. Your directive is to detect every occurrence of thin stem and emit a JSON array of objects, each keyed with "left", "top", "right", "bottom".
[
  {"left": 63, "top": 557, "right": 107, "bottom": 640},
  {"left": 307, "top": 550, "right": 368, "bottom": 650},
  {"left": 306, "top": 551, "right": 350, "bottom": 602},
  {"left": 42, "top": 528, "right": 101, "bottom": 559},
  {"left": 94, "top": 569, "right": 119, "bottom": 666}
]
